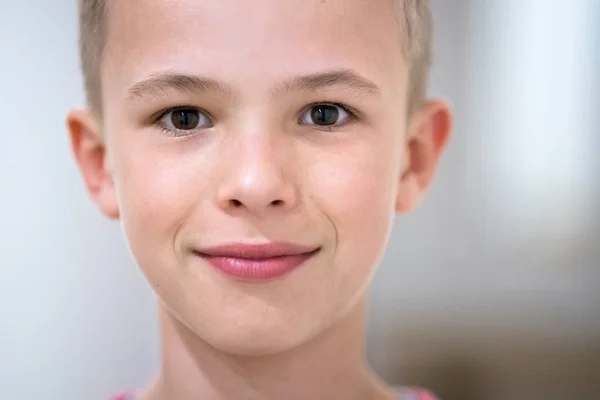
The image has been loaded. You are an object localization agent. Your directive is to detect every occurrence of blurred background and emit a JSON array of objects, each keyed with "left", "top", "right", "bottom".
[{"left": 0, "top": 0, "right": 598, "bottom": 399}]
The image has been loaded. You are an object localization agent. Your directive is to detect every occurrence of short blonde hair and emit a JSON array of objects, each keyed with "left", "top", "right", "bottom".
[{"left": 78, "top": 0, "right": 432, "bottom": 117}]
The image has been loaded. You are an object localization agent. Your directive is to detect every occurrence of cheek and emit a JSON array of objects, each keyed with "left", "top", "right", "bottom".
[
  {"left": 109, "top": 140, "right": 204, "bottom": 272},
  {"left": 311, "top": 141, "right": 402, "bottom": 281}
]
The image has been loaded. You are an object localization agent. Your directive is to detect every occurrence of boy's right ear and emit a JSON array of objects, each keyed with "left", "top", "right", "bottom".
[{"left": 66, "top": 109, "right": 120, "bottom": 220}]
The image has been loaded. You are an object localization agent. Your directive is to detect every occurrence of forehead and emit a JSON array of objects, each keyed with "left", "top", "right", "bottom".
[{"left": 102, "top": 0, "right": 407, "bottom": 99}]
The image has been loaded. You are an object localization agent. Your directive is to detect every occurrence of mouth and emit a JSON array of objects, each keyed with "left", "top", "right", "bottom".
[{"left": 193, "top": 242, "right": 321, "bottom": 282}]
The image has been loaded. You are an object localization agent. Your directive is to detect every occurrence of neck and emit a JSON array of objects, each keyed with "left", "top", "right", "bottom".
[{"left": 145, "top": 297, "right": 391, "bottom": 400}]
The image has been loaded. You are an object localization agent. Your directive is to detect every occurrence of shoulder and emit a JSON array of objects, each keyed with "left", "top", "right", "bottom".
[
  {"left": 109, "top": 394, "right": 136, "bottom": 400},
  {"left": 414, "top": 390, "right": 438, "bottom": 400},
  {"left": 111, "top": 388, "right": 437, "bottom": 400},
  {"left": 395, "top": 387, "right": 439, "bottom": 400}
]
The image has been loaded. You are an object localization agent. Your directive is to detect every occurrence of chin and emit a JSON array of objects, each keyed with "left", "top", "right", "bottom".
[
  {"left": 208, "top": 332, "right": 302, "bottom": 356},
  {"left": 205, "top": 316, "right": 317, "bottom": 356},
  {"left": 179, "top": 304, "right": 324, "bottom": 357},
  {"left": 158, "top": 265, "right": 344, "bottom": 357}
]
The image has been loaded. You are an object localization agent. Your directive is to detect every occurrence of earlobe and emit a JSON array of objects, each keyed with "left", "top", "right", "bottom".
[
  {"left": 395, "top": 100, "right": 452, "bottom": 214},
  {"left": 395, "top": 173, "right": 422, "bottom": 213},
  {"left": 66, "top": 109, "right": 120, "bottom": 220}
]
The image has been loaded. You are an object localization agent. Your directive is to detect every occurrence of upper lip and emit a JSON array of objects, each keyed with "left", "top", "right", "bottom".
[{"left": 196, "top": 242, "right": 320, "bottom": 259}]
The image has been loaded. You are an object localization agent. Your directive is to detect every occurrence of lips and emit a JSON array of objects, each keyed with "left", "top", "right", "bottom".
[{"left": 194, "top": 242, "right": 320, "bottom": 281}]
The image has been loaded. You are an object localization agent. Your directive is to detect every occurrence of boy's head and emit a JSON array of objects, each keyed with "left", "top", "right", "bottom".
[
  {"left": 68, "top": 0, "right": 450, "bottom": 356},
  {"left": 79, "top": 0, "right": 432, "bottom": 119}
]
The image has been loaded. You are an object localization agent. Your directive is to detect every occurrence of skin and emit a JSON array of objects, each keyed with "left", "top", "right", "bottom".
[{"left": 67, "top": 0, "right": 451, "bottom": 399}]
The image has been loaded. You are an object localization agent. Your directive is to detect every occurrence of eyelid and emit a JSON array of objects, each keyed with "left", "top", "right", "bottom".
[
  {"left": 149, "top": 102, "right": 359, "bottom": 136},
  {"left": 153, "top": 106, "right": 214, "bottom": 137},
  {"left": 153, "top": 105, "right": 213, "bottom": 122},
  {"left": 301, "top": 101, "right": 356, "bottom": 115},
  {"left": 298, "top": 102, "right": 358, "bottom": 128}
]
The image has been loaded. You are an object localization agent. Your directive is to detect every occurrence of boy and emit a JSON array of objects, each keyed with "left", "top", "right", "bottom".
[{"left": 67, "top": 0, "right": 451, "bottom": 398}]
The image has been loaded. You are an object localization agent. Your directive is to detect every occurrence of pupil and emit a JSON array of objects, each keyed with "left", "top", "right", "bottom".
[
  {"left": 172, "top": 109, "right": 199, "bottom": 130},
  {"left": 311, "top": 105, "right": 339, "bottom": 126}
]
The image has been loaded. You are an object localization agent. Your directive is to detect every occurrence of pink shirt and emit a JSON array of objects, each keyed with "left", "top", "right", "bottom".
[{"left": 111, "top": 388, "right": 438, "bottom": 399}]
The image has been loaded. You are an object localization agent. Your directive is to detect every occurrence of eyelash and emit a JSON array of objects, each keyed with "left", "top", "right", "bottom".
[
  {"left": 152, "top": 101, "right": 358, "bottom": 136},
  {"left": 298, "top": 102, "right": 357, "bottom": 132},
  {"left": 153, "top": 106, "right": 213, "bottom": 137}
]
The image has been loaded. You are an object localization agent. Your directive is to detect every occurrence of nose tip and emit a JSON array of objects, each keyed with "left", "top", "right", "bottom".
[
  {"left": 218, "top": 172, "right": 297, "bottom": 217},
  {"left": 215, "top": 133, "right": 298, "bottom": 217}
]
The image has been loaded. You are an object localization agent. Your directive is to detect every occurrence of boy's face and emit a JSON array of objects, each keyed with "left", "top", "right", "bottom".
[{"left": 69, "top": 0, "right": 450, "bottom": 355}]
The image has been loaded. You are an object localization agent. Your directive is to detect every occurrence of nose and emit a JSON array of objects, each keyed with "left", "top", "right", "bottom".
[{"left": 216, "top": 134, "right": 298, "bottom": 217}]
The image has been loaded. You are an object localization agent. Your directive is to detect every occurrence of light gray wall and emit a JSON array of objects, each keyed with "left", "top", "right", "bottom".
[
  {"left": 0, "top": 1, "right": 598, "bottom": 399},
  {"left": 0, "top": 2, "right": 160, "bottom": 398},
  {"left": 368, "top": 1, "right": 600, "bottom": 399}
]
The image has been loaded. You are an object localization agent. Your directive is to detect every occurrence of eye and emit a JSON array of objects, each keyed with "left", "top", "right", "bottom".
[
  {"left": 157, "top": 107, "right": 213, "bottom": 135},
  {"left": 299, "top": 103, "right": 352, "bottom": 127}
]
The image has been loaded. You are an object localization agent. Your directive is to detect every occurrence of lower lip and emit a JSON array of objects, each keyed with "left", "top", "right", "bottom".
[{"left": 196, "top": 250, "right": 319, "bottom": 282}]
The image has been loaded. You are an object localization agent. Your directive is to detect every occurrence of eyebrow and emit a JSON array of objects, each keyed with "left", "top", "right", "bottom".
[
  {"left": 127, "top": 69, "right": 380, "bottom": 101},
  {"left": 128, "top": 71, "right": 234, "bottom": 100},
  {"left": 273, "top": 69, "right": 381, "bottom": 96}
]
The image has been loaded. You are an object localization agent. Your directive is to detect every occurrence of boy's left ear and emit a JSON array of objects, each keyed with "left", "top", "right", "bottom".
[{"left": 395, "top": 99, "right": 452, "bottom": 213}]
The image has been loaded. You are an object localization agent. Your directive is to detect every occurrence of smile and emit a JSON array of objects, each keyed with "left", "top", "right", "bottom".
[{"left": 193, "top": 242, "right": 321, "bottom": 282}]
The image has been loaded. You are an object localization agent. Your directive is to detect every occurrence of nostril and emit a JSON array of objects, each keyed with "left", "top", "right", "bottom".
[
  {"left": 226, "top": 198, "right": 285, "bottom": 210},
  {"left": 230, "top": 199, "right": 243, "bottom": 208}
]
